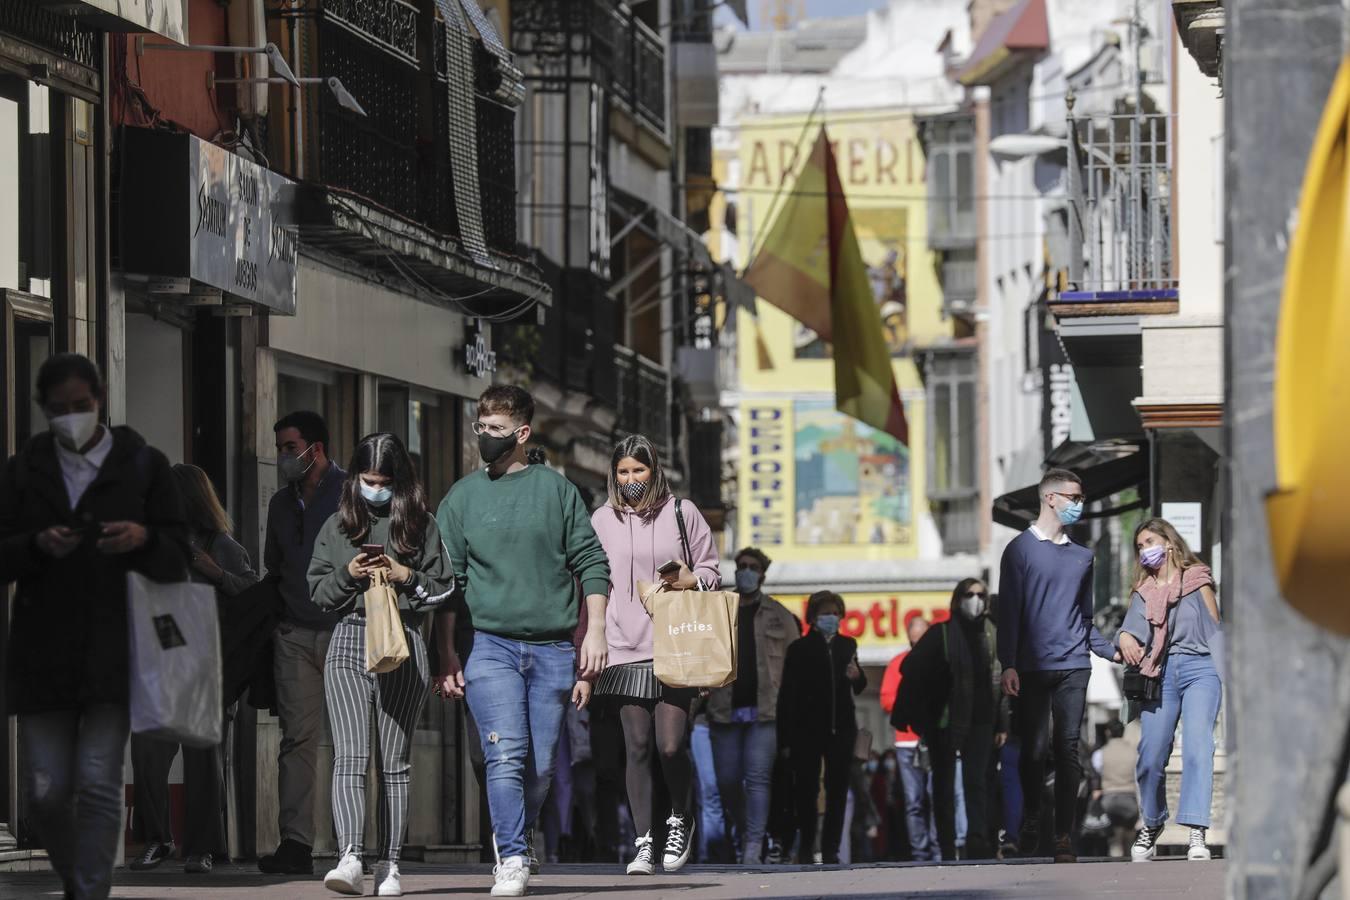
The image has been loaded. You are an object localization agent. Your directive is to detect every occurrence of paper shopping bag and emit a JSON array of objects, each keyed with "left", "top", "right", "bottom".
[
  {"left": 365, "top": 568, "right": 410, "bottom": 674},
  {"left": 127, "top": 571, "right": 223, "bottom": 748},
  {"left": 640, "top": 581, "right": 740, "bottom": 689}
]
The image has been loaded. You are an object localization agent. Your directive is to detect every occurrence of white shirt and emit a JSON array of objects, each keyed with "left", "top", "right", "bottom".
[
  {"left": 55, "top": 426, "right": 113, "bottom": 509},
  {"left": 1028, "top": 523, "right": 1071, "bottom": 545}
]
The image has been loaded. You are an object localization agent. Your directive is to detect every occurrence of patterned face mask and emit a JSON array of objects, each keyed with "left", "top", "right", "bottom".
[{"left": 620, "top": 480, "right": 647, "bottom": 504}]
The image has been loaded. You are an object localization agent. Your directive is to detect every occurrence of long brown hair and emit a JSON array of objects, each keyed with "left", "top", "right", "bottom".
[
  {"left": 606, "top": 434, "right": 672, "bottom": 519},
  {"left": 338, "top": 433, "right": 429, "bottom": 558},
  {"left": 1132, "top": 517, "right": 1205, "bottom": 589},
  {"left": 172, "top": 464, "right": 232, "bottom": 535}
]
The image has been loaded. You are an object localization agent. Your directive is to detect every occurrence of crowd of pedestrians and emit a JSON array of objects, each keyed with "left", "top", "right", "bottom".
[{"left": 0, "top": 355, "right": 1225, "bottom": 900}]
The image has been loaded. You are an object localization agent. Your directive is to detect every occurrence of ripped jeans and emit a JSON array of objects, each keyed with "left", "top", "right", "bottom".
[
  {"left": 21, "top": 705, "right": 130, "bottom": 900},
  {"left": 464, "top": 631, "right": 576, "bottom": 860}
]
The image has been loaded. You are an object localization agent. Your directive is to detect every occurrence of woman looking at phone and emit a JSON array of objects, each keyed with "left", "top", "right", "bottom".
[
  {"left": 308, "top": 433, "right": 453, "bottom": 897},
  {"left": 590, "top": 435, "right": 720, "bottom": 875}
]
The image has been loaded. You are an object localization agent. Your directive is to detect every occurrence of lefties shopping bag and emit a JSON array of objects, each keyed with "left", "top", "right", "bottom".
[
  {"left": 365, "top": 568, "right": 410, "bottom": 674},
  {"left": 639, "top": 580, "right": 740, "bottom": 689},
  {"left": 127, "top": 571, "right": 223, "bottom": 748}
]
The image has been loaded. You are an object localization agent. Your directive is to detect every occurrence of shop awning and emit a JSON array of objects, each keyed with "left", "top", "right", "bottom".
[
  {"left": 957, "top": 0, "right": 1049, "bottom": 87},
  {"left": 992, "top": 439, "right": 1149, "bottom": 530}
]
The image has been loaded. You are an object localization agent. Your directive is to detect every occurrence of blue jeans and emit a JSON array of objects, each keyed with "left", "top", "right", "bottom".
[
  {"left": 691, "top": 721, "right": 728, "bottom": 862},
  {"left": 22, "top": 704, "right": 130, "bottom": 900},
  {"left": 898, "top": 746, "right": 939, "bottom": 861},
  {"left": 708, "top": 721, "right": 776, "bottom": 864},
  {"left": 1137, "top": 653, "right": 1222, "bottom": 828},
  {"left": 464, "top": 631, "right": 576, "bottom": 860}
]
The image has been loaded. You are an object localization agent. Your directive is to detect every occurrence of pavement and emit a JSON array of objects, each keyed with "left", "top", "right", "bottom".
[{"left": 0, "top": 858, "right": 1227, "bottom": 899}]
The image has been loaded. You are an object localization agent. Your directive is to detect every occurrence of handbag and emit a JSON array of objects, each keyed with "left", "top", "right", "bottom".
[
  {"left": 365, "top": 568, "right": 411, "bottom": 674},
  {"left": 1122, "top": 665, "right": 1162, "bottom": 703},
  {"left": 127, "top": 571, "right": 223, "bottom": 748},
  {"left": 640, "top": 579, "right": 740, "bottom": 689}
]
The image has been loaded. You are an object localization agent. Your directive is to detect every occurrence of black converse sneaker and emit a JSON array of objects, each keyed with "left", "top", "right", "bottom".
[
  {"left": 663, "top": 814, "right": 694, "bottom": 872},
  {"left": 1188, "top": 827, "right": 1212, "bottom": 861},
  {"left": 1132, "top": 825, "right": 1165, "bottom": 862},
  {"left": 626, "top": 833, "right": 655, "bottom": 875}
]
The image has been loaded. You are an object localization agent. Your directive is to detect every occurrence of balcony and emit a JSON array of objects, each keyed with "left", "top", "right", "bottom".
[
  {"left": 1056, "top": 110, "right": 1176, "bottom": 317},
  {"left": 276, "top": 0, "right": 546, "bottom": 306},
  {"left": 923, "top": 115, "right": 976, "bottom": 251},
  {"left": 615, "top": 345, "right": 672, "bottom": 454},
  {"left": 1172, "top": 1, "right": 1223, "bottom": 82},
  {"left": 941, "top": 253, "right": 978, "bottom": 315}
]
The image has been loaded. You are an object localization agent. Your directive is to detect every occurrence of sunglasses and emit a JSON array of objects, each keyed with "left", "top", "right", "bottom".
[{"left": 962, "top": 590, "right": 988, "bottom": 599}]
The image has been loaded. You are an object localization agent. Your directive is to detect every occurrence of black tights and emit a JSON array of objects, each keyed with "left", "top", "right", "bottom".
[{"left": 619, "top": 698, "right": 694, "bottom": 836}]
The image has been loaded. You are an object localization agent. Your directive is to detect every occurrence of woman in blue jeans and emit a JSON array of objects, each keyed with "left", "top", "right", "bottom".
[{"left": 1117, "top": 517, "right": 1221, "bottom": 863}]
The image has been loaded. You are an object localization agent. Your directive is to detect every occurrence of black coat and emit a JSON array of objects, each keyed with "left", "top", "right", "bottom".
[
  {"left": 892, "top": 618, "right": 1010, "bottom": 746},
  {"left": 776, "top": 630, "right": 866, "bottom": 748},
  {"left": 0, "top": 427, "right": 188, "bottom": 714}
]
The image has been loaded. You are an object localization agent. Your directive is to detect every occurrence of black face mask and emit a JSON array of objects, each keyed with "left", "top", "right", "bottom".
[{"left": 478, "top": 429, "right": 520, "bottom": 465}]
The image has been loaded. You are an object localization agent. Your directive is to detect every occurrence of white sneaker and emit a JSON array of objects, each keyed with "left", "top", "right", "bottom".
[
  {"left": 1188, "top": 827, "right": 1212, "bottom": 861},
  {"left": 491, "top": 856, "right": 530, "bottom": 897},
  {"left": 663, "top": 814, "right": 694, "bottom": 872},
  {"left": 373, "top": 861, "right": 402, "bottom": 897},
  {"left": 323, "top": 848, "right": 364, "bottom": 896},
  {"left": 1131, "top": 825, "right": 1164, "bottom": 862},
  {"left": 626, "top": 833, "right": 655, "bottom": 875}
]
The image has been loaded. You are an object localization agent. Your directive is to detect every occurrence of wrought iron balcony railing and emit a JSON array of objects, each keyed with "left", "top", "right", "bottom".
[
  {"left": 281, "top": 0, "right": 520, "bottom": 257},
  {"left": 1065, "top": 109, "right": 1175, "bottom": 300},
  {"left": 615, "top": 344, "right": 672, "bottom": 454}
]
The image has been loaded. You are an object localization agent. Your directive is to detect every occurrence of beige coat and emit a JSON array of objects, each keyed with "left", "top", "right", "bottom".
[{"left": 704, "top": 593, "right": 800, "bottom": 724}]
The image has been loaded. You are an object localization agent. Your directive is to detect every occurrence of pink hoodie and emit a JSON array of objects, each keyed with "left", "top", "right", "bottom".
[{"left": 590, "top": 496, "right": 722, "bottom": 666}]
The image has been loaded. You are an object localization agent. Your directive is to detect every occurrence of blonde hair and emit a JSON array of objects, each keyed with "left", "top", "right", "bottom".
[
  {"left": 1132, "top": 517, "right": 1205, "bottom": 589},
  {"left": 171, "top": 464, "right": 233, "bottom": 535}
]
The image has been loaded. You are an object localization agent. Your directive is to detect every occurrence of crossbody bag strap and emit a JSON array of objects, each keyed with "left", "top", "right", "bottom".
[{"left": 674, "top": 498, "right": 703, "bottom": 590}]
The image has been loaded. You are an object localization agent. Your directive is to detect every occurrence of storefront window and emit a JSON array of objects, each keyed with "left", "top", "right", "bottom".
[
  {"left": 0, "top": 80, "right": 54, "bottom": 297},
  {"left": 277, "top": 360, "right": 358, "bottom": 466}
]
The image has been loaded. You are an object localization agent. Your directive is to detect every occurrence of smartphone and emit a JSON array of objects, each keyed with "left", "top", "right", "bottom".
[
  {"left": 657, "top": 559, "right": 682, "bottom": 577},
  {"left": 360, "top": 543, "right": 385, "bottom": 559}
]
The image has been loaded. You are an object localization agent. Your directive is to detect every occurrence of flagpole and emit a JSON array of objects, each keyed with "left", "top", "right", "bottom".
[{"left": 741, "top": 86, "right": 827, "bottom": 273}]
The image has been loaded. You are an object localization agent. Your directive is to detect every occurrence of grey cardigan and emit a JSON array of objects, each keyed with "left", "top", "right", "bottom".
[{"left": 190, "top": 530, "right": 259, "bottom": 598}]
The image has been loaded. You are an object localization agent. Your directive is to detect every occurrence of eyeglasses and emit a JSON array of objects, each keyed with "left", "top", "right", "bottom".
[
  {"left": 962, "top": 590, "right": 987, "bottom": 599},
  {"left": 472, "top": 421, "right": 519, "bottom": 438},
  {"left": 1048, "top": 491, "right": 1086, "bottom": 504}
]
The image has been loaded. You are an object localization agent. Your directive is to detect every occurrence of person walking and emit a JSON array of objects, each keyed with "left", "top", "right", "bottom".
[
  {"left": 893, "top": 579, "right": 1009, "bottom": 860},
  {"left": 259, "top": 411, "right": 346, "bottom": 875},
  {"left": 998, "top": 469, "right": 1119, "bottom": 863},
  {"left": 130, "top": 464, "right": 258, "bottom": 875},
  {"left": 775, "top": 591, "right": 866, "bottom": 864},
  {"left": 590, "top": 435, "right": 721, "bottom": 875},
  {"left": 432, "top": 385, "right": 611, "bottom": 897},
  {"left": 690, "top": 706, "right": 729, "bottom": 863},
  {"left": 1093, "top": 719, "right": 1140, "bottom": 858},
  {"left": 704, "top": 547, "right": 799, "bottom": 865},
  {"left": 1118, "top": 518, "right": 1221, "bottom": 863},
  {"left": 307, "top": 433, "right": 453, "bottom": 896},
  {"left": 880, "top": 612, "right": 939, "bottom": 862},
  {"left": 0, "top": 353, "right": 188, "bottom": 900}
]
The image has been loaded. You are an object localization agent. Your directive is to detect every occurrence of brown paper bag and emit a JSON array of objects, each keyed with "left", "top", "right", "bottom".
[
  {"left": 639, "top": 580, "right": 740, "bottom": 689},
  {"left": 365, "top": 568, "right": 410, "bottom": 674}
]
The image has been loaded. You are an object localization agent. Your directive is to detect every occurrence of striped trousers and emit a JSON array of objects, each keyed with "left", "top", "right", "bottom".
[{"left": 324, "top": 614, "right": 429, "bottom": 862}]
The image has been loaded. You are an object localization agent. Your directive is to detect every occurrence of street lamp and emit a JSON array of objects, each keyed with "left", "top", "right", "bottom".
[
  {"left": 208, "top": 74, "right": 368, "bottom": 117},
  {"left": 134, "top": 37, "right": 302, "bottom": 89}
]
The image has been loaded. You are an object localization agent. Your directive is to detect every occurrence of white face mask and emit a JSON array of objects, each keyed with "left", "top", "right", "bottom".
[
  {"left": 50, "top": 411, "right": 100, "bottom": 450},
  {"left": 959, "top": 595, "right": 987, "bottom": 620},
  {"left": 360, "top": 481, "right": 393, "bottom": 505}
]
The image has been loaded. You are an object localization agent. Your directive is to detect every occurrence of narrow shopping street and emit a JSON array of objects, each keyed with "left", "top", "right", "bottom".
[{"left": 0, "top": 859, "right": 1226, "bottom": 900}]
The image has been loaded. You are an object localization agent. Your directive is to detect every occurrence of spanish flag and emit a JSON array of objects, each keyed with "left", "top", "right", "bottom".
[{"left": 743, "top": 128, "right": 910, "bottom": 445}]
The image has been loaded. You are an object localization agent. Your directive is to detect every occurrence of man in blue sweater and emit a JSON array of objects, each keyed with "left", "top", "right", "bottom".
[{"left": 997, "top": 468, "right": 1117, "bottom": 863}]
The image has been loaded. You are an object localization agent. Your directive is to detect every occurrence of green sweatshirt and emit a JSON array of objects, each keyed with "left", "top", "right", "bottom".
[
  {"left": 436, "top": 464, "right": 610, "bottom": 642},
  {"left": 308, "top": 509, "right": 453, "bottom": 625}
]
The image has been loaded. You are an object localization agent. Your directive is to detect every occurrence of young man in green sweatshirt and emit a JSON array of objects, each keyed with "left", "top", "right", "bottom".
[{"left": 433, "top": 385, "right": 609, "bottom": 898}]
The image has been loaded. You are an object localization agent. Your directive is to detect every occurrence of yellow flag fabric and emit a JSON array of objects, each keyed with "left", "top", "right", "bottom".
[{"left": 743, "top": 129, "right": 910, "bottom": 444}]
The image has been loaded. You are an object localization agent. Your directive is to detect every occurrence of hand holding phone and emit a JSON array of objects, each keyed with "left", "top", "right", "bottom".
[{"left": 360, "top": 543, "right": 385, "bottom": 561}]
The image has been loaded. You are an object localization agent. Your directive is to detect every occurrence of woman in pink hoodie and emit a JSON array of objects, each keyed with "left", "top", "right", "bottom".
[{"left": 591, "top": 435, "right": 721, "bottom": 876}]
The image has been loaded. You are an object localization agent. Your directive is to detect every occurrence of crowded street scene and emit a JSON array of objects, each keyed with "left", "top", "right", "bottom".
[{"left": 0, "top": 0, "right": 1343, "bottom": 898}]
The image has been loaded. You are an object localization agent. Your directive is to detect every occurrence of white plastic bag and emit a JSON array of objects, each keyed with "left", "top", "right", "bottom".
[{"left": 127, "top": 571, "right": 223, "bottom": 748}]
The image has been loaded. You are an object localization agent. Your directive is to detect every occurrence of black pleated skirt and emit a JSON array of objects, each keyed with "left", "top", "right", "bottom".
[{"left": 594, "top": 660, "right": 696, "bottom": 704}]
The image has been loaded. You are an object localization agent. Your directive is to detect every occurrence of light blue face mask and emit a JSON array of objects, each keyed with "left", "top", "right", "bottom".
[
  {"left": 360, "top": 481, "right": 393, "bottom": 506},
  {"left": 1057, "top": 499, "right": 1084, "bottom": 526},
  {"left": 815, "top": 614, "right": 840, "bottom": 637}
]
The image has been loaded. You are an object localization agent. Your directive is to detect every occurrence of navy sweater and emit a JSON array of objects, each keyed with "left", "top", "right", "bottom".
[{"left": 996, "top": 528, "right": 1115, "bottom": 672}]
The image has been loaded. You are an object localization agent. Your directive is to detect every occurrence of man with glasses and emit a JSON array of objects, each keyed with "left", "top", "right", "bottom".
[
  {"left": 433, "top": 385, "right": 610, "bottom": 898},
  {"left": 259, "top": 411, "right": 345, "bottom": 875},
  {"left": 997, "top": 468, "right": 1117, "bottom": 864}
]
